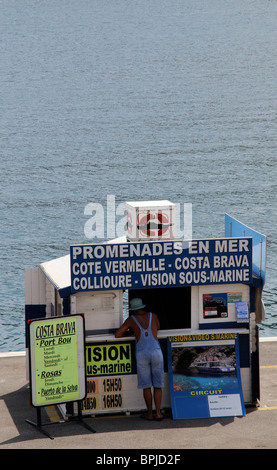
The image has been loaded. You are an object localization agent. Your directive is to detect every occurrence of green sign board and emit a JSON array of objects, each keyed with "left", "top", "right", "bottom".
[{"left": 28, "top": 315, "right": 86, "bottom": 407}]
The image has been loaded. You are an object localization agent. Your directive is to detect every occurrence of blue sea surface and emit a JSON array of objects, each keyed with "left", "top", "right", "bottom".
[{"left": 1, "top": 0, "right": 277, "bottom": 351}]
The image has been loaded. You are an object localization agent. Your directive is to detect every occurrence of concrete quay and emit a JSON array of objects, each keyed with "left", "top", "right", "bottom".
[{"left": 1, "top": 338, "right": 277, "bottom": 450}]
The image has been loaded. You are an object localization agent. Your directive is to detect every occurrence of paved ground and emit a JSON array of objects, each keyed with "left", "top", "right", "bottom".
[{"left": 1, "top": 339, "right": 277, "bottom": 450}]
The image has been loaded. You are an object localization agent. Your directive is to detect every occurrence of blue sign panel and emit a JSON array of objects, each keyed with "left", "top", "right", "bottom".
[
  {"left": 70, "top": 238, "right": 252, "bottom": 293},
  {"left": 167, "top": 333, "right": 246, "bottom": 419},
  {"left": 225, "top": 214, "right": 266, "bottom": 287}
]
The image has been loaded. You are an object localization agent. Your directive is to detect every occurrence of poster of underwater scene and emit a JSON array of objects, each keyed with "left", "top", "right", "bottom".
[{"left": 167, "top": 337, "right": 245, "bottom": 419}]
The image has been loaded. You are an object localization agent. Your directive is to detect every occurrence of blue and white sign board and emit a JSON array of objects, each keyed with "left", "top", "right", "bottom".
[
  {"left": 167, "top": 333, "right": 245, "bottom": 419},
  {"left": 70, "top": 238, "right": 252, "bottom": 293},
  {"left": 225, "top": 214, "right": 266, "bottom": 287}
]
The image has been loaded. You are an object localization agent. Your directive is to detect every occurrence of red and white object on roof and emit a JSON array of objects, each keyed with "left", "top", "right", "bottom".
[{"left": 126, "top": 200, "right": 176, "bottom": 241}]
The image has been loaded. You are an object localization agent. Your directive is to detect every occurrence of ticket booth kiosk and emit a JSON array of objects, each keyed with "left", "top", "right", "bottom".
[{"left": 25, "top": 201, "right": 266, "bottom": 418}]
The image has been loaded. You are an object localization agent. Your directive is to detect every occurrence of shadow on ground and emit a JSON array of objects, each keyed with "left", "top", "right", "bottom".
[{"left": 0, "top": 383, "right": 257, "bottom": 446}]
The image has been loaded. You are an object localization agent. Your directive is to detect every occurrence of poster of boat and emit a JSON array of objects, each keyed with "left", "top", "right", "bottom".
[{"left": 167, "top": 334, "right": 245, "bottom": 419}]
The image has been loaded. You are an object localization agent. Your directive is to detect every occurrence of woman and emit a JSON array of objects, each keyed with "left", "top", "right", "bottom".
[{"left": 115, "top": 298, "right": 164, "bottom": 421}]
